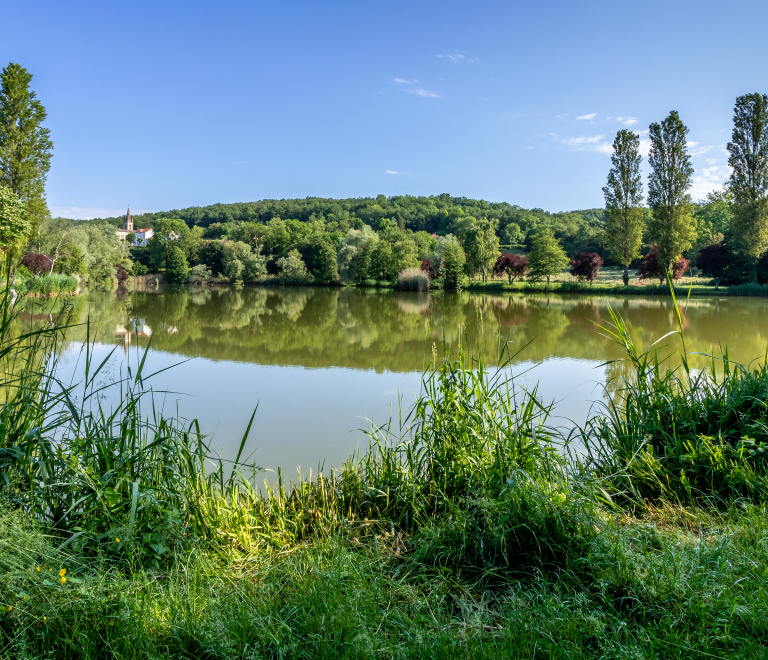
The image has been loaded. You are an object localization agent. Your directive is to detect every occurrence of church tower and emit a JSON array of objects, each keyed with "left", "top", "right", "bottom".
[{"left": 124, "top": 207, "right": 133, "bottom": 231}]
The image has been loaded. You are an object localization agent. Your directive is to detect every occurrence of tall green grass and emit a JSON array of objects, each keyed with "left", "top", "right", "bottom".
[
  {"left": 581, "top": 276, "right": 768, "bottom": 505},
  {"left": 14, "top": 274, "right": 78, "bottom": 294}
]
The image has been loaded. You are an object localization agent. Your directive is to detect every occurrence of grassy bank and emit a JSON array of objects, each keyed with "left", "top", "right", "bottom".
[{"left": 2, "top": 286, "right": 768, "bottom": 658}]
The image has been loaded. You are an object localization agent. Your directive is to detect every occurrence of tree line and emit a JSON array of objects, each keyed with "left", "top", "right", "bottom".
[{"left": 2, "top": 59, "right": 768, "bottom": 290}]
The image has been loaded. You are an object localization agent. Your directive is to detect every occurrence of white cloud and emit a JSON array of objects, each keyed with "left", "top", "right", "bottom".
[
  {"left": 638, "top": 139, "right": 651, "bottom": 157},
  {"left": 438, "top": 51, "right": 466, "bottom": 63},
  {"left": 405, "top": 88, "right": 441, "bottom": 98},
  {"left": 51, "top": 206, "right": 154, "bottom": 220},
  {"left": 393, "top": 78, "right": 418, "bottom": 84},
  {"left": 576, "top": 113, "right": 596, "bottom": 120},
  {"left": 385, "top": 170, "right": 399, "bottom": 175},
  {"left": 705, "top": 158, "right": 717, "bottom": 165},
  {"left": 690, "top": 166, "right": 732, "bottom": 199},
  {"left": 526, "top": 146, "right": 534, "bottom": 150},
  {"left": 563, "top": 135, "right": 605, "bottom": 146},
  {"left": 616, "top": 116, "right": 638, "bottom": 126}
]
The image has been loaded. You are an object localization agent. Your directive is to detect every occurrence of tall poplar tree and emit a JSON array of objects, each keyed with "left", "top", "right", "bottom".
[
  {"left": 603, "top": 129, "right": 644, "bottom": 286},
  {"left": 0, "top": 63, "right": 53, "bottom": 241},
  {"left": 647, "top": 111, "right": 696, "bottom": 272},
  {"left": 727, "top": 93, "right": 768, "bottom": 282}
]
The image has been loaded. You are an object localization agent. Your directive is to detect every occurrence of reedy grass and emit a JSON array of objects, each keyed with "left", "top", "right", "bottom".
[{"left": 581, "top": 274, "right": 768, "bottom": 505}]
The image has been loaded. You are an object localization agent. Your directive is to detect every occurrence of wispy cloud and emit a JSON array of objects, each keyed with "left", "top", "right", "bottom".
[
  {"left": 638, "top": 139, "right": 651, "bottom": 157},
  {"left": 576, "top": 113, "right": 596, "bottom": 120},
  {"left": 690, "top": 165, "right": 732, "bottom": 199},
  {"left": 385, "top": 170, "right": 399, "bottom": 175},
  {"left": 686, "top": 141, "right": 713, "bottom": 156},
  {"left": 563, "top": 134, "right": 605, "bottom": 146},
  {"left": 51, "top": 206, "right": 154, "bottom": 220},
  {"left": 616, "top": 116, "right": 638, "bottom": 126},
  {"left": 393, "top": 78, "right": 418, "bottom": 84},
  {"left": 438, "top": 50, "right": 467, "bottom": 63},
  {"left": 405, "top": 88, "right": 441, "bottom": 98},
  {"left": 556, "top": 134, "right": 613, "bottom": 154}
]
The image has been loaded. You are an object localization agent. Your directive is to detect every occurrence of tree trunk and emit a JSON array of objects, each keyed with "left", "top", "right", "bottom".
[{"left": 623, "top": 266, "right": 629, "bottom": 287}]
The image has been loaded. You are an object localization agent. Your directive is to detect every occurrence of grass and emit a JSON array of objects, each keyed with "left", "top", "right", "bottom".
[
  {"left": 14, "top": 274, "right": 78, "bottom": 294},
  {"left": 2, "top": 280, "right": 768, "bottom": 657}
]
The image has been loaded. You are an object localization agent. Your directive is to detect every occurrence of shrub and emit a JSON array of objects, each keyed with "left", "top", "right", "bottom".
[
  {"left": 569, "top": 252, "right": 603, "bottom": 283},
  {"left": 637, "top": 246, "right": 690, "bottom": 283},
  {"left": 492, "top": 253, "right": 529, "bottom": 283},
  {"left": 697, "top": 242, "right": 734, "bottom": 287},
  {"left": 395, "top": 268, "right": 429, "bottom": 291},
  {"left": 131, "top": 261, "right": 148, "bottom": 276}
]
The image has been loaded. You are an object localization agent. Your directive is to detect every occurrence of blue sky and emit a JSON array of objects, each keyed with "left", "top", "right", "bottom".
[{"left": 4, "top": 0, "right": 768, "bottom": 218}]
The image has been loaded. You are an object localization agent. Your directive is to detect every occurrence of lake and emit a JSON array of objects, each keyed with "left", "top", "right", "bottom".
[{"left": 46, "top": 287, "right": 768, "bottom": 476}]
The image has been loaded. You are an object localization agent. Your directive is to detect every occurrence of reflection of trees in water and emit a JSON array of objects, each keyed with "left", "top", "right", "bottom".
[{"left": 54, "top": 289, "right": 768, "bottom": 374}]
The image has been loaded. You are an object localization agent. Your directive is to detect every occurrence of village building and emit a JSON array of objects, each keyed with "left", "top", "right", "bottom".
[{"left": 115, "top": 208, "right": 154, "bottom": 246}]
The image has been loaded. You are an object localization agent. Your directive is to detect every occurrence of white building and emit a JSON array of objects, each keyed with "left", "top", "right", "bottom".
[{"left": 115, "top": 208, "right": 154, "bottom": 246}]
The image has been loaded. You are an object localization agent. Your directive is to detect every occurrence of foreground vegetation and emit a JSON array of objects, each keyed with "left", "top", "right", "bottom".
[{"left": 1, "top": 282, "right": 768, "bottom": 658}]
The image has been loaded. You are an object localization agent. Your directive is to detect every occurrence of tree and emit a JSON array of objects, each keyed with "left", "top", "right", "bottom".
[
  {"left": 0, "top": 185, "right": 30, "bottom": 278},
  {"left": 647, "top": 111, "right": 696, "bottom": 272},
  {"left": 0, "top": 63, "right": 53, "bottom": 245},
  {"left": 221, "top": 240, "right": 267, "bottom": 283},
  {"left": 569, "top": 252, "right": 603, "bottom": 283},
  {"left": 277, "top": 249, "right": 313, "bottom": 285},
  {"left": 463, "top": 217, "right": 500, "bottom": 282},
  {"left": 147, "top": 218, "right": 189, "bottom": 270},
  {"left": 492, "top": 253, "right": 529, "bottom": 283},
  {"left": 696, "top": 242, "right": 731, "bottom": 289},
  {"left": 637, "top": 246, "right": 690, "bottom": 284},
  {"left": 693, "top": 190, "right": 733, "bottom": 250},
  {"left": 501, "top": 222, "right": 524, "bottom": 248},
  {"left": 527, "top": 228, "right": 568, "bottom": 286},
  {"left": 604, "top": 129, "right": 644, "bottom": 285},
  {"left": 429, "top": 234, "right": 465, "bottom": 291},
  {"left": 727, "top": 93, "right": 768, "bottom": 282},
  {"left": 166, "top": 245, "right": 189, "bottom": 284}
]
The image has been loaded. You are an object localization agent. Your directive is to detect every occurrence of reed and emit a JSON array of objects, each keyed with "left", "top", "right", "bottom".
[{"left": 580, "top": 274, "right": 768, "bottom": 505}]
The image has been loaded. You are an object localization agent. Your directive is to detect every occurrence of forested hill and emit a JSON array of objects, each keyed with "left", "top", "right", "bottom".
[
  {"left": 74, "top": 195, "right": 601, "bottom": 235},
  {"left": 71, "top": 195, "right": 606, "bottom": 255}
]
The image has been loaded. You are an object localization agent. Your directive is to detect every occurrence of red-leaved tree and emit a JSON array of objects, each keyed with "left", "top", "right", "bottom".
[
  {"left": 637, "top": 246, "right": 690, "bottom": 284},
  {"left": 492, "top": 253, "right": 529, "bottom": 283},
  {"left": 569, "top": 252, "right": 604, "bottom": 283},
  {"left": 21, "top": 252, "right": 54, "bottom": 276},
  {"left": 696, "top": 243, "right": 728, "bottom": 288},
  {"left": 116, "top": 264, "right": 129, "bottom": 286}
]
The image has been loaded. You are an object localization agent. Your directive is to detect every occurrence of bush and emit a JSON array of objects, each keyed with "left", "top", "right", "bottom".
[
  {"left": 131, "top": 261, "right": 148, "bottom": 276},
  {"left": 569, "top": 252, "right": 603, "bottom": 283},
  {"left": 395, "top": 268, "right": 430, "bottom": 291},
  {"left": 115, "top": 264, "right": 129, "bottom": 286}
]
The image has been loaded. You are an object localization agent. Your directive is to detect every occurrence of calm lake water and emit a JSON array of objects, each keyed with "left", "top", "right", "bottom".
[{"left": 45, "top": 287, "right": 768, "bottom": 475}]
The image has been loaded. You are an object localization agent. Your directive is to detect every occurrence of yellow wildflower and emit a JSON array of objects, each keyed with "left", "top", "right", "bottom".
[
  {"left": 6, "top": 607, "right": 11, "bottom": 612},
  {"left": 43, "top": 616, "right": 46, "bottom": 623},
  {"left": 59, "top": 568, "right": 66, "bottom": 577},
  {"left": 36, "top": 566, "right": 40, "bottom": 572},
  {"left": 22, "top": 596, "right": 26, "bottom": 600},
  {"left": 116, "top": 538, "right": 120, "bottom": 543},
  {"left": 59, "top": 576, "right": 66, "bottom": 585}
]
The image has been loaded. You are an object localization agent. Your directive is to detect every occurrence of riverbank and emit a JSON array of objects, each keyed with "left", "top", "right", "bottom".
[{"left": 2, "top": 286, "right": 768, "bottom": 658}]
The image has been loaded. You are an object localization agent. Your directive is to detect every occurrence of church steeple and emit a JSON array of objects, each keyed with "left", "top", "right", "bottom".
[{"left": 124, "top": 207, "right": 133, "bottom": 231}]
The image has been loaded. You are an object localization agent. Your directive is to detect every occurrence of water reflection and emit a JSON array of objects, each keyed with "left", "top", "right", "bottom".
[
  {"left": 51, "top": 287, "right": 768, "bottom": 372},
  {"left": 24, "top": 288, "right": 768, "bottom": 473}
]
